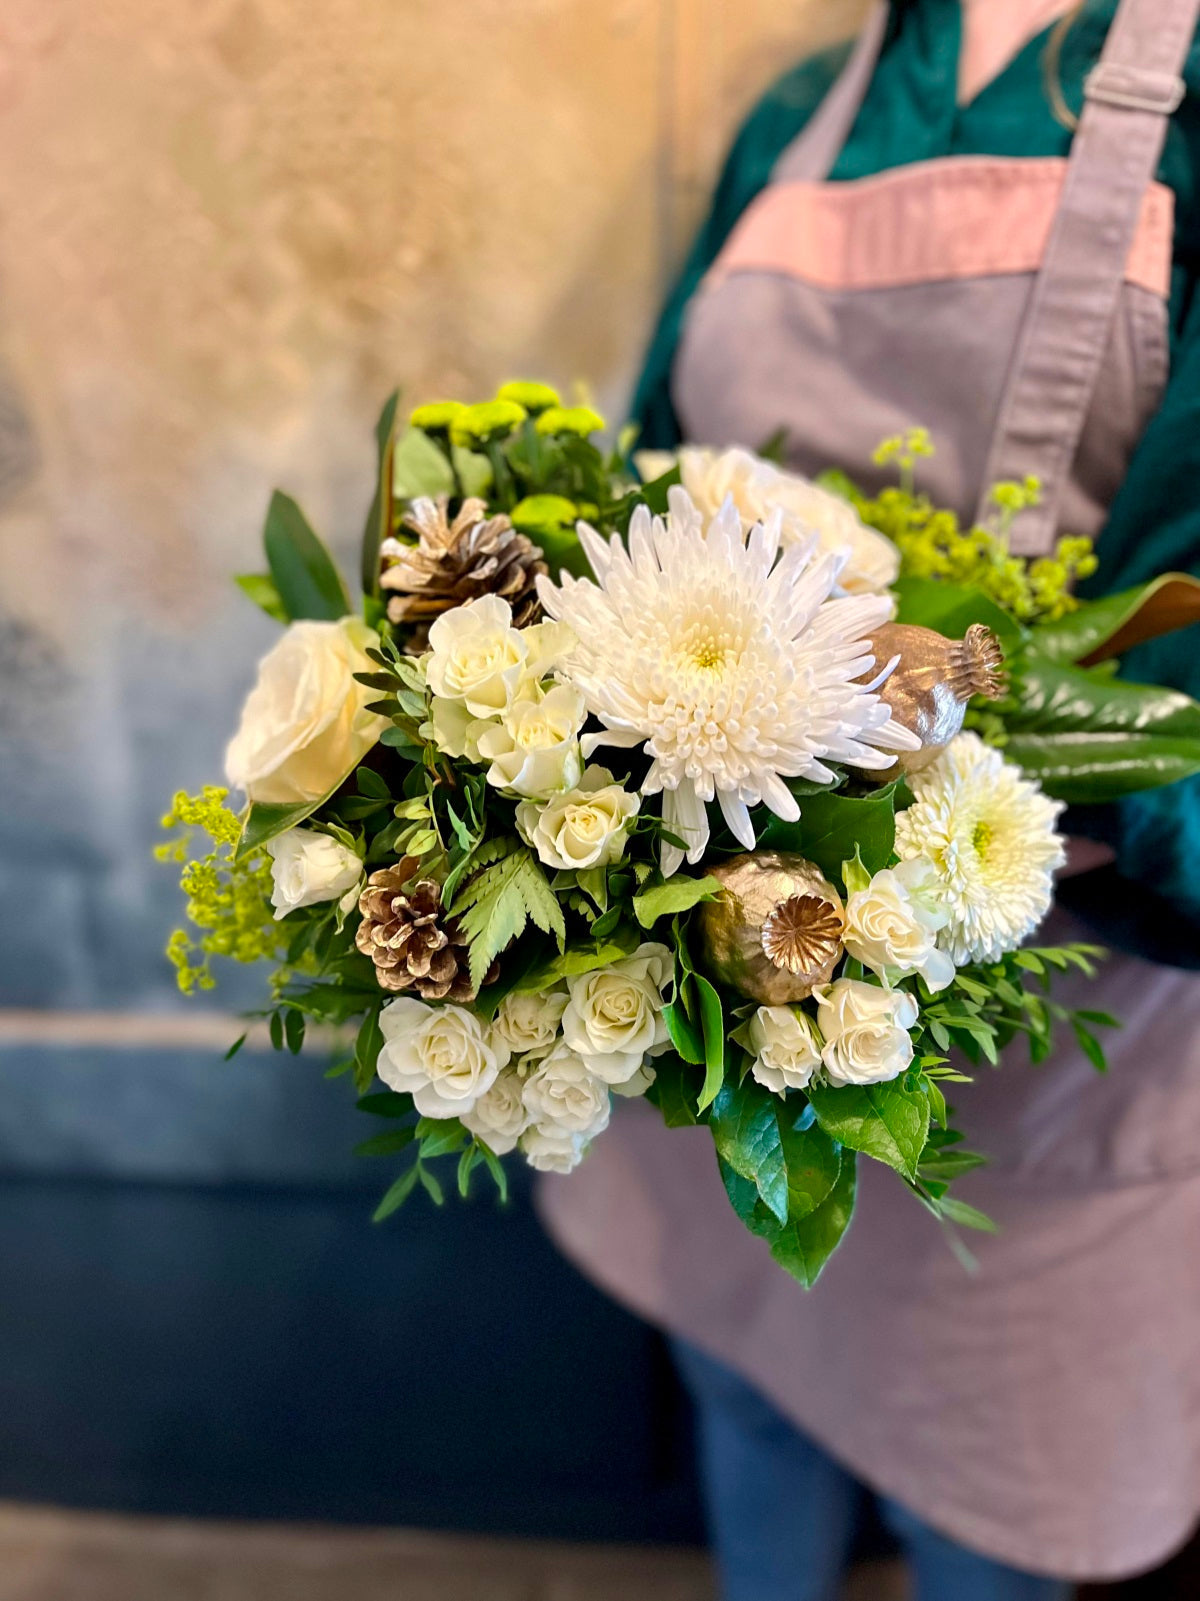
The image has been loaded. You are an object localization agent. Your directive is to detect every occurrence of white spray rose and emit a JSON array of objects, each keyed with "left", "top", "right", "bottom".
[
  {"left": 491, "top": 988, "right": 568, "bottom": 1058},
  {"left": 428, "top": 696, "right": 493, "bottom": 762},
  {"left": 746, "top": 1005, "right": 822, "bottom": 1095},
  {"left": 460, "top": 1068, "right": 530, "bottom": 1155},
  {"left": 522, "top": 1043, "right": 612, "bottom": 1137},
  {"left": 516, "top": 766, "right": 640, "bottom": 871},
  {"left": 476, "top": 683, "right": 585, "bottom": 797},
  {"left": 425, "top": 595, "right": 529, "bottom": 716},
  {"left": 813, "top": 979, "right": 919, "bottom": 1087},
  {"left": 224, "top": 617, "right": 387, "bottom": 805},
  {"left": 376, "top": 997, "right": 509, "bottom": 1118},
  {"left": 637, "top": 445, "right": 900, "bottom": 596},
  {"left": 520, "top": 1123, "right": 587, "bottom": 1174},
  {"left": 843, "top": 860, "right": 955, "bottom": 992},
  {"left": 266, "top": 828, "right": 361, "bottom": 919},
  {"left": 561, "top": 942, "right": 673, "bottom": 1084}
]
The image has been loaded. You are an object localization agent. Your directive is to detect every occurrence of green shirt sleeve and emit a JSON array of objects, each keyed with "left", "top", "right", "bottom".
[{"left": 630, "top": 42, "right": 852, "bottom": 447}]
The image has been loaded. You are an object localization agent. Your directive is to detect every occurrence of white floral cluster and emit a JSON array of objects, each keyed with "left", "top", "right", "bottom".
[{"left": 373, "top": 942, "right": 673, "bottom": 1173}]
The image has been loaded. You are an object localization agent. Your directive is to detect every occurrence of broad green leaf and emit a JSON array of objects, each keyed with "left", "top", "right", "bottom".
[
  {"left": 357, "top": 1091, "right": 414, "bottom": 1119},
  {"left": 760, "top": 785, "right": 900, "bottom": 884},
  {"left": 1029, "top": 573, "right": 1200, "bottom": 666},
  {"left": 633, "top": 874, "right": 722, "bottom": 928},
  {"left": 806, "top": 1077, "right": 930, "bottom": 1181},
  {"left": 390, "top": 426, "right": 455, "bottom": 499},
  {"left": 647, "top": 1054, "right": 701, "bottom": 1127},
  {"left": 766, "top": 1149, "right": 858, "bottom": 1287},
  {"left": 892, "top": 576, "right": 1025, "bottom": 654},
  {"left": 710, "top": 1077, "right": 788, "bottom": 1225},
  {"left": 360, "top": 389, "right": 399, "bottom": 596},
  {"left": 693, "top": 973, "right": 727, "bottom": 1113},
  {"left": 263, "top": 490, "right": 352, "bottom": 621},
  {"left": 663, "top": 995, "right": 705, "bottom": 1065},
  {"left": 234, "top": 572, "right": 289, "bottom": 623},
  {"left": 776, "top": 1115, "right": 843, "bottom": 1222},
  {"left": 719, "top": 1158, "right": 779, "bottom": 1240}
]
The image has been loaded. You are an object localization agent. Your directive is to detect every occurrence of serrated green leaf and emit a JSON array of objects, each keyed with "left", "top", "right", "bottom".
[
  {"left": 806, "top": 1077, "right": 930, "bottom": 1181},
  {"left": 416, "top": 1116, "right": 468, "bottom": 1158},
  {"left": 710, "top": 1077, "right": 788, "bottom": 1224},
  {"left": 766, "top": 1149, "right": 858, "bottom": 1287}
]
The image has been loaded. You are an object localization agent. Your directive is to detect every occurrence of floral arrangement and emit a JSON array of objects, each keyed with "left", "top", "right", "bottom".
[{"left": 162, "top": 386, "right": 1200, "bottom": 1284}]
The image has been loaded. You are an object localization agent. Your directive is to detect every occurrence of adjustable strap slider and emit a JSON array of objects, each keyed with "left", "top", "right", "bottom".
[{"left": 1084, "top": 61, "right": 1186, "bottom": 116}]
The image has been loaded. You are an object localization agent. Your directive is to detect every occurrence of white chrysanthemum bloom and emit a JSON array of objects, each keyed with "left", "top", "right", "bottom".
[
  {"left": 894, "top": 732, "right": 1066, "bottom": 965},
  {"left": 636, "top": 446, "right": 900, "bottom": 596},
  {"left": 537, "top": 487, "right": 918, "bottom": 874}
]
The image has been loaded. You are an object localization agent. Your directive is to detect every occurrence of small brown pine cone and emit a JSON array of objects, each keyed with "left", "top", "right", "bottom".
[
  {"left": 355, "top": 865, "right": 474, "bottom": 1002},
  {"left": 381, "top": 496, "right": 547, "bottom": 649}
]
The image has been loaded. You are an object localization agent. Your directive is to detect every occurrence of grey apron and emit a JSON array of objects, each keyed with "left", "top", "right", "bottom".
[{"left": 541, "top": 0, "right": 1200, "bottom": 1580}]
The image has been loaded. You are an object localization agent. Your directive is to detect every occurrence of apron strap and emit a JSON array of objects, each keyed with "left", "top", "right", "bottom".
[
  {"left": 773, "top": 1, "right": 890, "bottom": 183},
  {"left": 978, "top": 0, "right": 1200, "bottom": 554}
]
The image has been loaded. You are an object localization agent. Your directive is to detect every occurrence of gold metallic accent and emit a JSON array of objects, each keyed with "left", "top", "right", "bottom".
[
  {"left": 864, "top": 620, "right": 1006, "bottom": 775},
  {"left": 696, "top": 852, "right": 845, "bottom": 1006}
]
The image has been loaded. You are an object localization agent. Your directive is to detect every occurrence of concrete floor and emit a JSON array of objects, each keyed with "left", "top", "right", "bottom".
[{"left": 0, "top": 1504, "right": 909, "bottom": 1601}]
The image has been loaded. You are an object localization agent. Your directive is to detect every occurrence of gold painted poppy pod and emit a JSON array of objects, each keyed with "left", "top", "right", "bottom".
[
  {"left": 864, "top": 621, "right": 1006, "bottom": 774},
  {"left": 695, "top": 852, "right": 845, "bottom": 1006}
]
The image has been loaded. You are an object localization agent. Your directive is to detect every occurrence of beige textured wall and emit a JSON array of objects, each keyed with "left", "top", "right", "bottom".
[{"left": 0, "top": 0, "right": 865, "bottom": 1008}]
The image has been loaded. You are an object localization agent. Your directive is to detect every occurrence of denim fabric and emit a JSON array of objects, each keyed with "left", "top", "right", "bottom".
[{"left": 673, "top": 1340, "right": 1072, "bottom": 1601}]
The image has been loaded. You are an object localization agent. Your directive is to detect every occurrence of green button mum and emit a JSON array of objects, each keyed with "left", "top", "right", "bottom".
[
  {"left": 535, "top": 404, "right": 606, "bottom": 438},
  {"left": 495, "top": 379, "right": 561, "bottom": 414},
  {"left": 450, "top": 399, "right": 528, "bottom": 446}
]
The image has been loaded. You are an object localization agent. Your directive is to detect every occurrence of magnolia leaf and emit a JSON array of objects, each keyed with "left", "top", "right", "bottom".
[
  {"left": 1030, "top": 573, "right": 1200, "bottom": 666},
  {"left": 263, "top": 490, "right": 351, "bottom": 621}
]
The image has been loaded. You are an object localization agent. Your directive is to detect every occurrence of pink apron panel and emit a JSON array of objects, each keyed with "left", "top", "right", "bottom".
[{"left": 673, "top": 155, "right": 1172, "bottom": 541}]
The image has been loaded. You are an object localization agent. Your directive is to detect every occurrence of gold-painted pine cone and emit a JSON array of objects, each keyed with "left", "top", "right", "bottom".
[
  {"left": 695, "top": 852, "right": 845, "bottom": 1006},
  {"left": 864, "top": 620, "right": 1005, "bottom": 774}
]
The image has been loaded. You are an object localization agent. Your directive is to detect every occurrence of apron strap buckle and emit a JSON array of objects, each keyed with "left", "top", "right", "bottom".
[{"left": 1083, "top": 62, "right": 1186, "bottom": 116}]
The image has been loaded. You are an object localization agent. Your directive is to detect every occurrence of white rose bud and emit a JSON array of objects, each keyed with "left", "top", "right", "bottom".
[
  {"left": 813, "top": 979, "right": 919, "bottom": 1087},
  {"left": 376, "top": 997, "right": 509, "bottom": 1118},
  {"left": 476, "top": 683, "right": 585, "bottom": 798},
  {"left": 225, "top": 617, "right": 387, "bottom": 805},
  {"left": 843, "top": 860, "right": 955, "bottom": 992},
  {"left": 425, "top": 595, "right": 529, "bottom": 717},
  {"left": 516, "top": 766, "right": 640, "bottom": 872},
  {"left": 460, "top": 1068, "right": 530, "bottom": 1156},
  {"left": 520, "top": 1123, "right": 586, "bottom": 1174},
  {"left": 266, "top": 828, "right": 361, "bottom": 919},
  {"left": 491, "top": 989, "right": 568, "bottom": 1059},
  {"left": 428, "top": 695, "right": 494, "bottom": 762},
  {"left": 561, "top": 942, "right": 673, "bottom": 1084},
  {"left": 747, "top": 1005, "right": 822, "bottom": 1095},
  {"left": 522, "top": 1043, "right": 611, "bottom": 1138}
]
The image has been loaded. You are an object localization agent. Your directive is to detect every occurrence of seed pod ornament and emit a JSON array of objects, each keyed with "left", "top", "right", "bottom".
[
  {"left": 865, "top": 621, "right": 1005, "bottom": 774},
  {"left": 696, "top": 851, "right": 845, "bottom": 1006}
]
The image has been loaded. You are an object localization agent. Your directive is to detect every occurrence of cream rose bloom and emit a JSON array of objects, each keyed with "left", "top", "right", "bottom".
[
  {"left": 612, "top": 1060, "right": 657, "bottom": 1098},
  {"left": 428, "top": 696, "right": 493, "bottom": 762},
  {"left": 476, "top": 683, "right": 585, "bottom": 798},
  {"left": 747, "top": 1005, "right": 822, "bottom": 1095},
  {"left": 224, "top": 617, "right": 387, "bottom": 805},
  {"left": 638, "top": 445, "right": 900, "bottom": 596},
  {"left": 520, "top": 1123, "right": 587, "bottom": 1174},
  {"left": 843, "top": 860, "right": 955, "bottom": 992},
  {"left": 376, "top": 997, "right": 509, "bottom": 1118},
  {"left": 490, "top": 988, "right": 568, "bottom": 1058},
  {"left": 266, "top": 828, "right": 361, "bottom": 919},
  {"left": 515, "top": 766, "right": 640, "bottom": 871},
  {"left": 813, "top": 978, "right": 919, "bottom": 1086},
  {"left": 460, "top": 1068, "right": 530, "bottom": 1155},
  {"left": 425, "top": 595, "right": 528, "bottom": 716},
  {"left": 522, "top": 1043, "right": 611, "bottom": 1137},
  {"left": 561, "top": 942, "right": 673, "bottom": 1084}
]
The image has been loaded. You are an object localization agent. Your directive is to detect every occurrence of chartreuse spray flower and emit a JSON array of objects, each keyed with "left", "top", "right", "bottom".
[{"left": 156, "top": 787, "right": 284, "bottom": 993}]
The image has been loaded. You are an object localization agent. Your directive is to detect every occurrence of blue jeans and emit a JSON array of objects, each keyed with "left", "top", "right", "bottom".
[{"left": 673, "top": 1341, "right": 1073, "bottom": 1601}]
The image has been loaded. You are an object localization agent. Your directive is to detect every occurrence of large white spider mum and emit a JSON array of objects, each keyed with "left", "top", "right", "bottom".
[
  {"left": 535, "top": 487, "right": 918, "bottom": 874},
  {"left": 894, "top": 732, "right": 1066, "bottom": 965}
]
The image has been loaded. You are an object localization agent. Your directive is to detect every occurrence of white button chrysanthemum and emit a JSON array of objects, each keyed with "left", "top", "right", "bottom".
[
  {"left": 894, "top": 732, "right": 1066, "bottom": 965},
  {"left": 536, "top": 488, "right": 918, "bottom": 874}
]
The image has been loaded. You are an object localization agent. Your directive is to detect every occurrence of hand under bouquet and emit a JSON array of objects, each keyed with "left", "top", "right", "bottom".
[{"left": 161, "top": 388, "right": 1200, "bottom": 1284}]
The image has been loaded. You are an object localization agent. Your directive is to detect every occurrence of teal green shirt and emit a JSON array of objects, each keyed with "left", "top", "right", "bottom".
[{"left": 632, "top": 0, "right": 1200, "bottom": 952}]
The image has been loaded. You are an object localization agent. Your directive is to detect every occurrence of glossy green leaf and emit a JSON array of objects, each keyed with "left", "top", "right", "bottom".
[
  {"left": 1029, "top": 573, "right": 1200, "bottom": 666},
  {"left": 633, "top": 874, "right": 722, "bottom": 929},
  {"left": 263, "top": 490, "right": 351, "bottom": 621},
  {"left": 360, "top": 389, "right": 399, "bottom": 596},
  {"left": 806, "top": 1077, "right": 930, "bottom": 1181},
  {"left": 766, "top": 1149, "right": 858, "bottom": 1287},
  {"left": 390, "top": 425, "right": 455, "bottom": 499},
  {"left": 777, "top": 1114, "right": 843, "bottom": 1222},
  {"left": 647, "top": 1054, "right": 701, "bottom": 1128},
  {"left": 710, "top": 1076, "right": 788, "bottom": 1225},
  {"left": 760, "top": 785, "right": 901, "bottom": 885},
  {"left": 663, "top": 995, "right": 705, "bottom": 1065},
  {"left": 892, "top": 577, "right": 1025, "bottom": 654},
  {"left": 694, "top": 973, "right": 727, "bottom": 1113}
]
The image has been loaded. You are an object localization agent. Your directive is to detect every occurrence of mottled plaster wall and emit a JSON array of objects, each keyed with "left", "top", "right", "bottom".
[{"left": 0, "top": 0, "right": 866, "bottom": 1009}]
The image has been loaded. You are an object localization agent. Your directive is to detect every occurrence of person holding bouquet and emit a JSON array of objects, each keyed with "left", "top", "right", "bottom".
[{"left": 539, "top": 3, "right": 1200, "bottom": 1597}]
